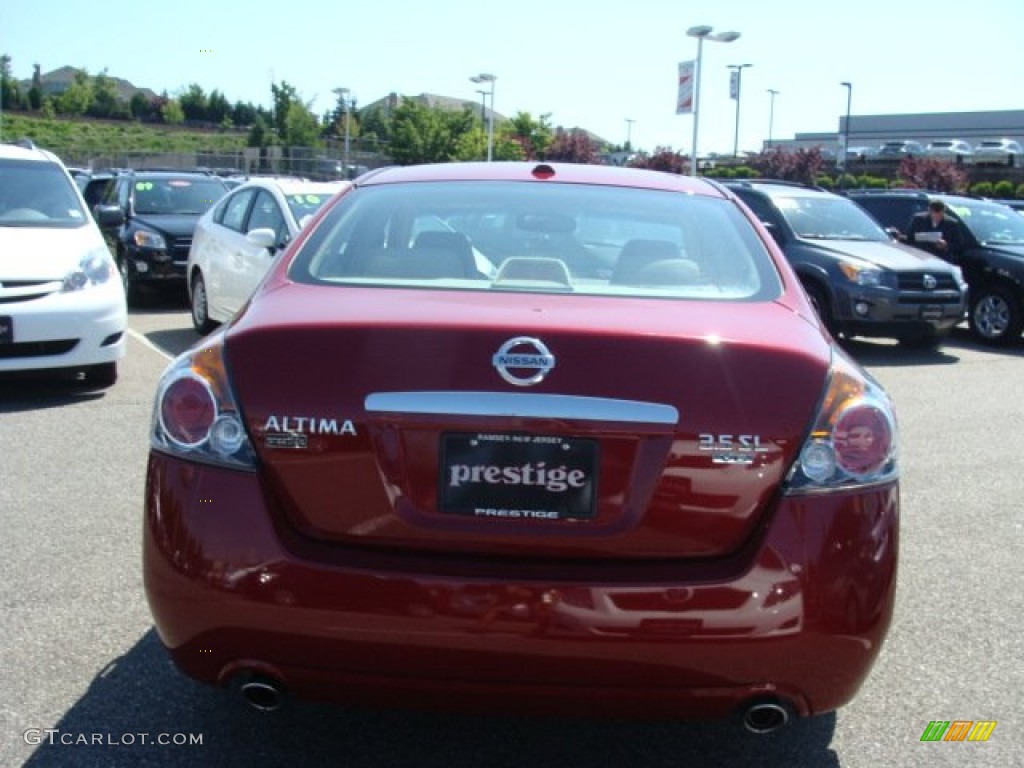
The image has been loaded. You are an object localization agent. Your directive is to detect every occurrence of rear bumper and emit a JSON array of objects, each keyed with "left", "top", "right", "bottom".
[{"left": 143, "top": 452, "right": 898, "bottom": 720}]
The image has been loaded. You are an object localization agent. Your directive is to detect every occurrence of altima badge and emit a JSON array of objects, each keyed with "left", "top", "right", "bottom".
[{"left": 493, "top": 337, "right": 556, "bottom": 387}]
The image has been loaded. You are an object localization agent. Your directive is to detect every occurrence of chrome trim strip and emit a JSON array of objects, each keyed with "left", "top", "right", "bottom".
[{"left": 365, "top": 392, "right": 678, "bottom": 424}]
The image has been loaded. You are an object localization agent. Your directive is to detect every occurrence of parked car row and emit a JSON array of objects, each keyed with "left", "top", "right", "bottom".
[
  {"left": 68, "top": 165, "right": 349, "bottom": 320},
  {"left": 725, "top": 180, "right": 968, "bottom": 348},
  {"left": 854, "top": 138, "right": 1023, "bottom": 166}
]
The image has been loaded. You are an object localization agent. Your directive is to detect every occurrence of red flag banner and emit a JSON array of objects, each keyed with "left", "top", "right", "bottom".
[{"left": 677, "top": 60, "right": 695, "bottom": 115}]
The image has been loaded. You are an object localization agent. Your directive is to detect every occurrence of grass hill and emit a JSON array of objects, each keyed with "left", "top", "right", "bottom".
[{"left": 1, "top": 113, "right": 247, "bottom": 156}]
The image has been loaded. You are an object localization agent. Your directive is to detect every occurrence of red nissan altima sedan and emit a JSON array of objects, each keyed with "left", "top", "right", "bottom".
[{"left": 144, "top": 161, "right": 898, "bottom": 733}]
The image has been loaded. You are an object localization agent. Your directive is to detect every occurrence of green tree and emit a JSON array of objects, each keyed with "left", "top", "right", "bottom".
[
  {"left": 0, "top": 54, "right": 16, "bottom": 111},
  {"left": 129, "top": 92, "right": 155, "bottom": 121},
  {"left": 283, "top": 100, "right": 320, "bottom": 146},
  {"left": 179, "top": 83, "right": 208, "bottom": 122},
  {"left": 453, "top": 127, "right": 488, "bottom": 161},
  {"left": 28, "top": 63, "right": 42, "bottom": 110},
  {"left": 247, "top": 114, "right": 271, "bottom": 147},
  {"left": 161, "top": 98, "right": 185, "bottom": 125},
  {"left": 389, "top": 100, "right": 472, "bottom": 164},
  {"left": 207, "top": 89, "right": 231, "bottom": 125},
  {"left": 88, "top": 69, "right": 122, "bottom": 118},
  {"left": 359, "top": 105, "right": 392, "bottom": 148},
  {"left": 271, "top": 81, "right": 300, "bottom": 142},
  {"left": 55, "top": 69, "right": 92, "bottom": 116},
  {"left": 502, "top": 111, "right": 553, "bottom": 160},
  {"left": 232, "top": 101, "right": 258, "bottom": 127}
]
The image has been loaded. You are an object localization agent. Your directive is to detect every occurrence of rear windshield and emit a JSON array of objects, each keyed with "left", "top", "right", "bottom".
[
  {"left": 0, "top": 159, "right": 89, "bottom": 228},
  {"left": 289, "top": 181, "right": 781, "bottom": 301}
]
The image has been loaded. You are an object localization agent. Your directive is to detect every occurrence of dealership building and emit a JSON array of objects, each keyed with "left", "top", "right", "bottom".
[{"left": 767, "top": 109, "right": 1024, "bottom": 155}]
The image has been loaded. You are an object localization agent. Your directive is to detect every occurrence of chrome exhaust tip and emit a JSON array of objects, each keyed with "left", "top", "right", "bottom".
[
  {"left": 239, "top": 676, "right": 284, "bottom": 712},
  {"left": 742, "top": 701, "right": 790, "bottom": 734}
]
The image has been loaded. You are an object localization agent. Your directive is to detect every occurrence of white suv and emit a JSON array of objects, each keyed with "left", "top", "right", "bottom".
[{"left": 0, "top": 140, "right": 126, "bottom": 387}]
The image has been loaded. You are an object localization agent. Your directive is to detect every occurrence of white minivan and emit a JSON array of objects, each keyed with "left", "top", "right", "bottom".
[{"left": 0, "top": 141, "right": 126, "bottom": 388}]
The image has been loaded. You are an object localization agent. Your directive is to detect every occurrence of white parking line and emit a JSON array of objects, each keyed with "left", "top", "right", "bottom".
[{"left": 127, "top": 327, "right": 173, "bottom": 361}]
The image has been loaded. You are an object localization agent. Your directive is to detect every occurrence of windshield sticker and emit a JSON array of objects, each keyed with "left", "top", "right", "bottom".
[
  {"left": 168, "top": 180, "right": 193, "bottom": 187},
  {"left": 135, "top": 182, "right": 154, "bottom": 191}
]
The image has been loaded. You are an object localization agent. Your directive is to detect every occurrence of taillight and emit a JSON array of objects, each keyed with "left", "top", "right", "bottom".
[
  {"left": 786, "top": 352, "right": 897, "bottom": 493},
  {"left": 151, "top": 331, "right": 256, "bottom": 469},
  {"left": 159, "top": 374, "right": 216, "bottom": 447}
]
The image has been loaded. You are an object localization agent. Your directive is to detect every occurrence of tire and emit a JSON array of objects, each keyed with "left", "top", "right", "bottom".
[
  {"left": 969, "top": 283, "right": 1023, "bottom": 346},
  {"left": 117, "top": 254, "right": 142, "bottom": 307},
  {"left": 82, "top": 363, "right": 117, "bottom": 389},
  {"left": 190, "top": 272, "right": 217, "bottom": 335},
  {"left": 803, "top": 282, "right": 840, "bottom": 338}
]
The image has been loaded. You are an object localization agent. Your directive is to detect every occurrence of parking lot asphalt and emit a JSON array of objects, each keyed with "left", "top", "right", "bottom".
[{"left": 1, "top": 302, "right": 1022, "bottom": 767}]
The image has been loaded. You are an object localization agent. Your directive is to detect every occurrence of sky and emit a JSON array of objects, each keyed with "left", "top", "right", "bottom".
[{"left": 2, "top": 0, "right": 1023, "bottom": 156}]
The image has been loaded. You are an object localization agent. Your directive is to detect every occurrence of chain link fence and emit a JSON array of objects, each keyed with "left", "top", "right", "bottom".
[{"left": 60, "top": 144, "right": 392, "bottom": 181}]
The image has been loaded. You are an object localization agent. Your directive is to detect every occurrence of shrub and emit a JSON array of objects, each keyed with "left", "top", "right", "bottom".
[
  {"left": 992, "top": 179, "right": 1015, "bottom": 198},
  {"left": 970, "top": 181, "right": 994, "bottom": 197}
]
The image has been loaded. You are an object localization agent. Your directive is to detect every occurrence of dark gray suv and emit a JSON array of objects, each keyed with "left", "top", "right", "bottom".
[
  {"left": 725, "top": 181, "right": 967, "bottom": 347},
  {"left": 847, "top": 190, "right": 1024, "bottom": 346}
]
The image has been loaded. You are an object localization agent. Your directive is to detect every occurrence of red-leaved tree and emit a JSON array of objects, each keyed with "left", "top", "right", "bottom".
[{"left": 544, "top": 129, "right": 602, "bottom": 164}]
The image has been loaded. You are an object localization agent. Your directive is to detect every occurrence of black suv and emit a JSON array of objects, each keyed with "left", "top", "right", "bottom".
[
  {"left": 95, "top": 170, "right": 229, "bottom": 304},
  {"left": 725, "top": 180, "right": 967, "bottom": 346},
  {"left": 848, "top": 190, "right": 1024, "bottom": 345}
]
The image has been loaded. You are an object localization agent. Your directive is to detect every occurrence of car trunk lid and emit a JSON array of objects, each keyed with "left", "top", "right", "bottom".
[{"left": 226, "top": 285, "right": 831, "bottom": 560}]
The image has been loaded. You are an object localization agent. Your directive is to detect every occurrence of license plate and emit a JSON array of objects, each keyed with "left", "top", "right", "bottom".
[
  {"left": 439, "top": 432, "right": 598, "bottom": 521},
  {"left": 0, "top": 316, "right": 12, "bottom": 344},
  {"left": 920, "top": 305, "right": 943, "bottom": 320}
]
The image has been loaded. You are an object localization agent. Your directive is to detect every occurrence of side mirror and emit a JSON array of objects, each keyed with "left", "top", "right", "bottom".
[
  {"left": 95, "top": 204, "right": 125, "bottom": 228},
  {"left": 246, "top": 227, "right": 278, "bottom": 252}
]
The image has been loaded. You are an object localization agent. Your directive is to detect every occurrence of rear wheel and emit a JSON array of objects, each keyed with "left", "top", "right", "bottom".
[
  {"left": 803, "top": 282, "right": 840, "bottom": 338},
  {"left": 190, "top": 272, "right": 217, "bottom": 335},
  {"left": 969, "top": 283, "right": 1023, "bottom": 346}
]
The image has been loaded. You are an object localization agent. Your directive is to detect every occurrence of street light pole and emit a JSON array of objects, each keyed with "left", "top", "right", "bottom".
[
  {"left": 840, "top": 81, "right": 852, "bottom": 175},
  {"left": 470, "top": 73, "right": 497, "bottom": 161},
  {"left": 766, "top": 89, "right": 779, "bottom": 149},
  {"left": 625, "top": 118, "right": 635, "bottom": 150},
  {"left": 333, "top": 87, "right": 352, "bottom": 178},
  {"left": 686, "top": 25, "right": 740, "bottom": 176},
  {"left": 728, "top": 63, "right": 752, "bottom": 158},
  {"left": 476, "top": 89, "right": 488, "bottom": 125}
]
